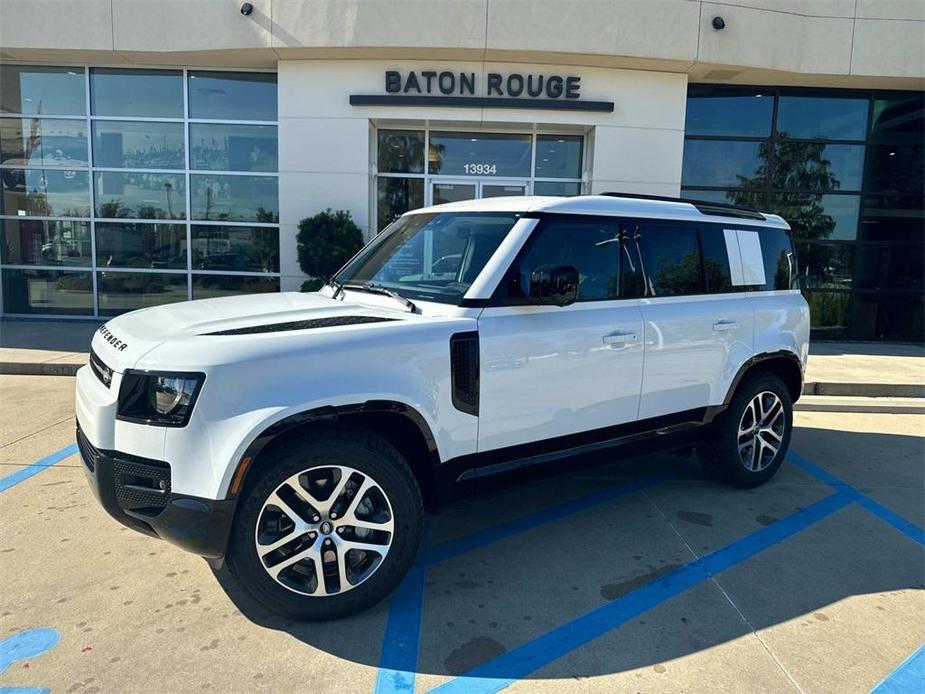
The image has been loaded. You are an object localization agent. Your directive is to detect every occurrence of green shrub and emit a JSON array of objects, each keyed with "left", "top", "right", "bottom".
[{"left": 296, "top": 209, "right": 364, "bottom": 292}]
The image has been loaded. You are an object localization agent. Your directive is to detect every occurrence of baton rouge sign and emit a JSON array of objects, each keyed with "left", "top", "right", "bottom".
[{"left": 349, "top": 70, "right": 614, "bottom": 113}]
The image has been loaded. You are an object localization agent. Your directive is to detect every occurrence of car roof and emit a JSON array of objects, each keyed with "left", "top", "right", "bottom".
[{"left": 409, "top": 194, "right": 791, "bottom": 230}]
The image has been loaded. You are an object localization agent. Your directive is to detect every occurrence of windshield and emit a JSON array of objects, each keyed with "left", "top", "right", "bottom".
[{"left": 335, "top": 212, "right": 520, "bottom": 305}]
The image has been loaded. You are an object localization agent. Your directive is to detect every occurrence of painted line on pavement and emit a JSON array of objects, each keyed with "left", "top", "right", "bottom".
[
  {"left": 870, "top": 643, "right": 925, "bottom": 694},
  {"left": 789, "top": 452, "right": 925, "bottom": 546},
  {"left": 0, "top": 444, "right": 78, "bottom": 494},
  {"left": 430, "top": 493, "right": 851, "bottom": 694}
]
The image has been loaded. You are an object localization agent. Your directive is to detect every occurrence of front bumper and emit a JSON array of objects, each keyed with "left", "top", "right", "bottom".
[{"left": 77, "top": 424, "right": 236, "bottom": 559}]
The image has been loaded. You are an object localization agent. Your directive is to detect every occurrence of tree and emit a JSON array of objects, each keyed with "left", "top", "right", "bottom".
[{"left": 297, "top": 209, "right": 364, "bottom": 292}]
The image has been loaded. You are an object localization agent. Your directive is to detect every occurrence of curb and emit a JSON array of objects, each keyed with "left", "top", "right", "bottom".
[
  {"left": 802, "top": 381, "right": 924, "bottom": 399},
  {"left": 0, "top": 362, "right": 84, "bottom": 376},
  {"left": 795, "top": 397, "right": 925, "bottom": 415}
]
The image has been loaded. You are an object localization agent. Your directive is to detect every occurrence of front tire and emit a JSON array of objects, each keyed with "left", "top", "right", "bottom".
[
  {"left": 700, "top": 372, "right": 793, "bottom": 488},
  {"left": 226, "top": 426, "right": 423, "bottom": 621}
]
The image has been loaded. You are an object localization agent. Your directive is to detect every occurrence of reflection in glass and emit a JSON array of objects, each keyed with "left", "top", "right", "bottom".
[
  {"left": 377, "top": 130, "right": 425, "bottom": 174},
  {"left": 188, "top": 72, "right": 277, "bottom": 121},
  {"left": 95, "top": 222, "right": 187, "bottom": 269},
  {"left": 0, "top": 65, "right": 86, "bottom": 116},
  {"left": 772, "top": 143, "right": 863, "bottom": 191},
  {"left": 685, "top": 87, "right": 772, "bottom": 137},
  {"left": 192, "top": 274, "right": 279, "bottom": 300},
  {"left": 2, "top": 269, "right": 92, "bottom": 315},
  {"left": 429, "top": 132, "right": 532, "bottom": 177},
  {"left": 190, "top": 174, "right": 278, "bottom": 223},
  {"left": 191, "top": 225, "right": 279, "bottom": 272},
  {"left": 1, "top": 168, "right": 91, "bottom": 217},
  {"left": 1, "top": 219, "right": 92, "bottom": 266},
  {"left": 803, "top": 290, "right": 850, "bottom": 332},
  {"left": 97, "top": 271, "right": 188, "bottom": 315},
  {"left": 0, "top": 118, "right": 88, "bottom": 167},
  {"left": 92, "top": 121, "right": 184, "bottom": 169},
  {"left": 859, "top": 195, "right": 924, "bottom": 243},
  {"left": 189, "top": 124, "right": 277, "bottom": 172},
  {"left": 852, "top": 291, "right": 923, "bottom": 341},
  {"left": 535, "top": 135, "right": 583, "bottom": 178},
  {"left": 681, "top": 140, "right": 764, "bottom": 187},
  {"left": 776, "top": 97, "right": 868, "bottom": 141},
  {"left": 637, "top": 226, "right": 702, "bottom": 297},
  {"left": 869, "top": 95, "right": 925, "bottom": 144},
  {"left": 432, "top": 182, "right": 476, "bottom": 205},
  {"left": 758, "top": 194, "right": 859, "bottom": 242},
  {"left": 94, "top": 172, "right": 186, "bottom": 219},
  {"left": 864, "top": 145, "right": 924, "bottom": 193},
  {"left": 90, "top": 68, "right": 183, "bottom": 118},
  {"left": 533, "top": 181, "right": 581, "bottom": 196},
  {"left": 377, "top": 177, "right": 424, "bottom": 231},
  {"left": 853, "top": 242, "right": 924, "bottom": 292},
  {"left": 482, "top": 184, "right": 526, "bottom": 198},
  {"left": 794, "top": 242, "right": 854, "bottom": 290}
]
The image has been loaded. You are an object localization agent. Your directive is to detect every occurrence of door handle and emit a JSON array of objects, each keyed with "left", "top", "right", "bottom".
[
  {"left": 602, "top": 331, "right": 637, "bottom": 345},
  {"left": 713, "top": 320, "right": 738, "bottom": 332}
]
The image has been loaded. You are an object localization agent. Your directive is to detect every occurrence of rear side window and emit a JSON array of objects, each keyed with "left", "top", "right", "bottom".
[
  {"left": 699, "top": 226, "right": 736, "bottom": 293},
  {"left": 498, "top": 217, "right": 621, "bottom": 302},
  {"left": 636, "top": 225, "right": 703, "bottom": 297},
  {"left": 757, "top": 229, "right": 797, "bottom": 290}
]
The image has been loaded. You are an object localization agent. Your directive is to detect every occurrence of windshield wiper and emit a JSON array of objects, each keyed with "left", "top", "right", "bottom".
[
  {"left": 327, "top": 277, "right": 345, "bottom": 300},
  {"left": 343, "top": 282, "right": 417, "bottom": 313}
]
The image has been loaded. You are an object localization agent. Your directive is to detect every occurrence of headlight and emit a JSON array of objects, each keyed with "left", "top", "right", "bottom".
[{"left": 117, "top": 371, "right": 205, "bottom": 427}]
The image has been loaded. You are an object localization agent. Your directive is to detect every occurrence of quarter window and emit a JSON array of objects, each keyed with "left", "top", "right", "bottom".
[{"left": 699, "top": 226, "right": 735, "bottom": 293}]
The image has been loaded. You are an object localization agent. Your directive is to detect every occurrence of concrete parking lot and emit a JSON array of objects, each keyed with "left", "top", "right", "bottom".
[{"left": 1, "top": 374, "right": 922, "bottom": 693}]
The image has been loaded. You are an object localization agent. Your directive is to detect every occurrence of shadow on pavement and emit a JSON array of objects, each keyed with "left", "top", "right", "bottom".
[{"left": 213, "top": 425, "right": 924, "bottom": 681}]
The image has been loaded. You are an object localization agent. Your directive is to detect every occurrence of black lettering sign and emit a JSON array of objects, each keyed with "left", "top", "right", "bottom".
[
  {"left": 486, "top": 73, "right": 503, "bottom": 96},
  {"left": 438, "top": 71, "right": 455, "bottom": 95},
  {"left": 565, "top": 76, "right": 581, "bottom": 99},
  {"left": 421, "top": 70, "right": 437, "bottom": 92},
  {"left": 546, "top": 75, "right": 563, "bottom": 98},
  {"left": 460, "top": 72, "right": 476, "bottom": 95},
  {"left": 385, "top": 70, "right": 401, "bottom": 93}
]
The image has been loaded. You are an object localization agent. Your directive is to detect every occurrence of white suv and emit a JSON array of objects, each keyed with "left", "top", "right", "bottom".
[{"left": 76, "top": 194, "right": 809, "bottom": 620}]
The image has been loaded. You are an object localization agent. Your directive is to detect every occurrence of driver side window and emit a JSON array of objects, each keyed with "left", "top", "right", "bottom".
[{"left": 500, "top": 217, "right": 621, "bottom": 302}]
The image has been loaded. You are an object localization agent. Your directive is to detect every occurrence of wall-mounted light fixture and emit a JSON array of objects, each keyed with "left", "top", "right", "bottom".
[
  {"left": 240, "top": 3, "right": 254, "bottom": 16},
  {"left": 712, "top": 16, "right": 726, "bottom": 30}
]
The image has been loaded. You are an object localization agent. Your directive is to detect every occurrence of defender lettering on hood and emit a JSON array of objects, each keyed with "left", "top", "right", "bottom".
[{"left": 98, "top": 325, "right": 128, "bottom": 351}]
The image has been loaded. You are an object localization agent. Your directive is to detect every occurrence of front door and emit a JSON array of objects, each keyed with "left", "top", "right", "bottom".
[
  {"left": 431, "top": 179, "right": 527, "bottom": 206},
  {"left": 477, "top": 216, "right": 645, "bottom": 453}
]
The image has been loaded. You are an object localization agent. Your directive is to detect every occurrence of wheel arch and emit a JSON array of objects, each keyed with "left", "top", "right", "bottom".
[
  {"left": 724, "top": 351, "right": 804, "bottom": 405},
  {"left": 226, "top": 401, "right": 441, "bottom": 508}
]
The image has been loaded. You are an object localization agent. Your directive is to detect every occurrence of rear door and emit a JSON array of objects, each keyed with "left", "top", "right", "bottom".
[
  {"left": 627, "top": 221, "right": 754, "bottom": 420},
  {"left": 476, "top": 215, "right": 645, "bottom": 452}
]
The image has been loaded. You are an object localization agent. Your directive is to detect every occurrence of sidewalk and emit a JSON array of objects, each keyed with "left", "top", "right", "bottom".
[{"left": 1, "top": 318, "right": 923, "bottom": 412}]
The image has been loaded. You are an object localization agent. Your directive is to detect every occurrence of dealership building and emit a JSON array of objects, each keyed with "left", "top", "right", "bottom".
[{"left": 0, "top": 0, "right": 922, "bottom": 340}]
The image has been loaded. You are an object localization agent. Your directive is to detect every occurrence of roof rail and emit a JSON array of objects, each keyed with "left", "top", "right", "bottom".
[{"left": 600, "top": 191, "right": 767, "bottom": 221}]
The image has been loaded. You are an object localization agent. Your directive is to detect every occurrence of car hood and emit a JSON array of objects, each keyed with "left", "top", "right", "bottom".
[{"left": 90, "top": 291, "right": 412, "bottom": 372}]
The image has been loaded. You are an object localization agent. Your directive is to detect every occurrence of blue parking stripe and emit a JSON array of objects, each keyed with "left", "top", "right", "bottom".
[
  {"left": 424, "top": 472, "right": 674, "bottom": 567},
  {"left": 871, "top": 644, "right": 925, "bottom": 694},
  {"left": 789, "top": 452, "right": 925, "bottom": 546},
  {"left": 430, "top": 493, "right": 851, "bottom": 694},
  {"left": 0, "top": 444, "right": 78, "bottom": 494}
]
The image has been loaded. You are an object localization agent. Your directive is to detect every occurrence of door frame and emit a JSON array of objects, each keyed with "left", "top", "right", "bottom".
[{"left": 428, "top": 177, "right": 530, "bottom": 206}]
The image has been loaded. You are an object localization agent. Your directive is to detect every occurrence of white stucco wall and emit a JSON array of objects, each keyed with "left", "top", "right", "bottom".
[{"left": 275, "top": 60, "right": 688, "bottom": 289}]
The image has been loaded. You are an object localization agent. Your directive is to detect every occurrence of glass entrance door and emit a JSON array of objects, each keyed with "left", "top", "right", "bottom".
[{"left": 430, "top": 179, "right": 527, "bottom": 205}]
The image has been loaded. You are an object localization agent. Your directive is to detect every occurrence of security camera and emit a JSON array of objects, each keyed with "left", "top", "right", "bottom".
[
  {"left": 712, "top": 16, "right": 726, "bottom": 30},
  {"left": 240, "top": 2, "right": 254, "bottom": 16}
]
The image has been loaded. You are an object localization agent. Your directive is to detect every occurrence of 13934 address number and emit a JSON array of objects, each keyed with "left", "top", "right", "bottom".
[{"left": 463, "top": 163, "right": 497, "bottom": 175}]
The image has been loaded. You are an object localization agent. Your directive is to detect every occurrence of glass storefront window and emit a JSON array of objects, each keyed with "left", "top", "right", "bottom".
[
  {"left": 91, "top": 121, "right": 184, "bottom": 169},
  {"left": 794, "top": 242, "right": 854, "bottom": 290},
  {"left": 685, "top": 87, "right": 773, "bottom": 137},
  {"left": 377, "top": 130, "right": 425, "bottom": 174},
  {"left": 94, "top": 172, "right": 186, "bottom": 219},
  {"left": 535, "top": 135, "right": 582, "bottom": 178},
  {"left": 859, "top": 195, "right": 924, "bottom": 243},
  {"left": 803, "top": 290, "right": 851, "bottom": 332},
  {"left": 429, "top": 132, "right": 532, "bottom": 177},
  {"left": 0, "top": 65, "right": 86, "bottom": 116},
  {"left": 189, "top": 123, "right": 277, "bottom": 172},
  {"left": 377, "top": 177, "right": 424, "bottom": 231},
  {"left": 190, "top": 174, "right": 278, "bottom": 223},
  {"left": 533, "top": 180, "right": 581, "bottom": 196},
  {"left": 864, "top": 145, "right": 924, "bottom": 193},
  {"left": 2, "top": 269, "right": 93, "bottom": 315},
  {"left": 1, "top": 219, "right": 92, "bottom": 266},
  {"left": 681, "top": 140, "right": 765, "bottom": 187},
  {"left": 869, "top": 95, "right": 925, "bottom": 144},
  {"left": 191, "top": 225, "right": 280, "bottom": 272},
  {"left": 0, "top": 118, "right": 88, "bottom": 167},
  {"left": 188, "top": 72, "right": 277, "bottom": 121},
  {"left": 90, "top": 69, "right": 183, "bottom": 118},
  {"left": 97, "top": 271, "right": 188, "bottom": 315},
  {"left": 95, "top": 222, "right": 187, "bottom": 269},
  {"left": 853, "top": 242, "right": 924, "bottom": 292},
  {"left": 776, "top": 96, "right": 868, "bottom": 141},
  {"left": 1, "top": 168, "right": 91, "bottom": 217},
  {"left": 192, "top": 274, "right": 280, "bottom": 299},
  {"left": 771, "top": 142, "right": 863, "bottom": 191},
  {"left": 767, "top": 194, "right": 860, "bottom": 241}
]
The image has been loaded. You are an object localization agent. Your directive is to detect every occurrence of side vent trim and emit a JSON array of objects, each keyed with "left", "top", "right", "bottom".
[{"left": 450, "top": 331, "right": 480, "bottom": 416}]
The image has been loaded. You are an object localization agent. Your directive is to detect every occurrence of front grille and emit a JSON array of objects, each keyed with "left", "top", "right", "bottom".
[
  {"left": 112, "top": 457, "right": 171, "bottom": 515},
  {"left": 89, "top": 348, "right": 113, "bottom": 388},
  {"left": 76, "top": 425, "right": 98, "bottom": 473}
]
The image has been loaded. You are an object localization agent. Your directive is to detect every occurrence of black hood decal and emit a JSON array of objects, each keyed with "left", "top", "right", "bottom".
[{"left": 202, "top": 315, "right": 397, "bottom": 336}]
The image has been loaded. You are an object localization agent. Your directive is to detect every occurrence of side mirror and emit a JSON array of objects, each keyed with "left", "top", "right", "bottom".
[{"left": 529, "top": 264, "right": 579, "bottom": 306}]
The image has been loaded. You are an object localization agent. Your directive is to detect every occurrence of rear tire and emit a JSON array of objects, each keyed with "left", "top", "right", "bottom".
[
  {"left": 700, "top": 372, "right": 793, "bottom": 488},
  {"left": 225, "top": 426, "right": 423, "bottom": 621}
]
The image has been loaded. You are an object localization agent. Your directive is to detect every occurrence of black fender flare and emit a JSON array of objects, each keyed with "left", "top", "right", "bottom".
[{"left": 723, "top": 350, "right": 804, "bottom": 405}]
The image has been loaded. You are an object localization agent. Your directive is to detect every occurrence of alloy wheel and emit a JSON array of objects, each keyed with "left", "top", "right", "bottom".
[
  {"left": 737, "top": 391, "right": 786, "bottom": 472},
  {"left": 254, "top": 465, "right": 394, "bottom": 596}
]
